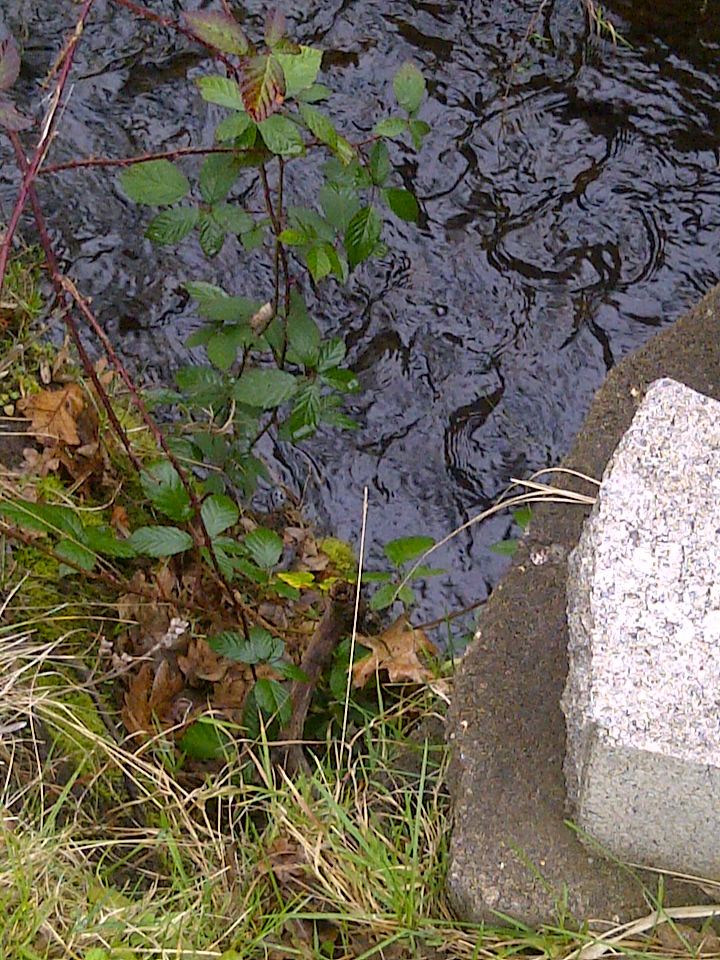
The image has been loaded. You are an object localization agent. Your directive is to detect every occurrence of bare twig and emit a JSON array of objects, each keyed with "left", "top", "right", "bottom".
[{"left": 0, "top": 0, "right": 97, "bottom": 293}]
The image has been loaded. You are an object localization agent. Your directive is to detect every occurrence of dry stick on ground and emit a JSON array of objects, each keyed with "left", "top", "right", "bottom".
[{"left": 274, "top": 582, "right": 355, "bottom": 778}]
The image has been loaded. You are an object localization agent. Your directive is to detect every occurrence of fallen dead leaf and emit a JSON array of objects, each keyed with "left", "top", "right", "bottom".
[
  {"left": 121, "top": 662, "right": 154, "bottom": 736},
  {"left": 656, "top": 921, "right": 720, "bottom": 955},
  {"left": 18, "top": 384, "right": 85, "bottom": 446},
  {"left": 110, "top": 505, "right": 131, "bottom": 539},
  {"left": 177, "top": 637, "right": 229, "bottom": 684},
  {"left": 352, "top": 616, "right": 438, "bottom": 688}
]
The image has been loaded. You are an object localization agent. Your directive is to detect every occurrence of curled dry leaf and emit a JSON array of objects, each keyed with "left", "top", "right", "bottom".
[{"left": 352, "top": 615, "right": 438, "bottom": 688}]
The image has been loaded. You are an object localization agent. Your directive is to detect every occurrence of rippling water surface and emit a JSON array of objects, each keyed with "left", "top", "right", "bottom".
[{"left": 2, "top": 0, "right": 719, "bottom": 630}]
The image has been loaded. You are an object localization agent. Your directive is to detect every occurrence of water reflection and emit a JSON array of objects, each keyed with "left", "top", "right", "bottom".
[{"left": 1, "top": 0, "right": 719, "bottom": 630}]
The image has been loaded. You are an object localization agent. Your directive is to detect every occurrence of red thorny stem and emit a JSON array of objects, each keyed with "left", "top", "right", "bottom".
[
  {"left": 0, "top": 0, "right": 96, "bottom": 292},
  {"left": 0, "top": 1, "right": 243, "bottom": 614}
]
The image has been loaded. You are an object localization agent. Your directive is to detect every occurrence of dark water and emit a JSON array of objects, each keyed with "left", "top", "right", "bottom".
[{"left": 2, "top": 0, "right": 719, "bottom": 636}]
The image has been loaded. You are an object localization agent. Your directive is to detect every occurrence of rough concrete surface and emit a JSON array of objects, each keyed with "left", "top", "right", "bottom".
[
  {"left": 446, "top": 284, "right": 720, "bottom": 927},
  {"left": 563, "top": 378, "right": 720, "bottom": 878}
]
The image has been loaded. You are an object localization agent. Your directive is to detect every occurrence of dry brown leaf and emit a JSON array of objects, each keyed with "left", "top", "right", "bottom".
[
  {"left": 18, "top": 384, "right": 85, "bottom": 446},
  {"left": 21, "top": 446, "right": 60, "bottom": 477},
  {"left": 211, "top": 669, "right": 252, "bottom": 712},
  {"left": 121, "top": 662, "right": 154, "bottom": 736},
  {"left": 110, "top": 505, "right": 131, "bottom": 539},
  {"left": 352, "top": 616, "right": 438, "bottom": 688},
  {"left": 656, "top": 922, "right": 720, "bottom": 954},
  {"left": 177, "top": 637, "right": 229, "bottom": 684},
  {"left": 256, "top": 836, "right": 308, "bottom": 882}
]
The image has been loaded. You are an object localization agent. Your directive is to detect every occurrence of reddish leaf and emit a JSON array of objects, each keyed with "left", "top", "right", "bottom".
[
  {"left": 0, "top": 98, "right": 32, "bottom": 131},
  {"left": 183, "top": 10, "right": 250, "bottom": 56},
  {"left": 0, "top": 37, "right": 21, "bottom": 94},
  {"left": 264, "top": 8, "right": 286, "bottom": 48},
  {"left": 240, "top": 55, "right": 285, "bottom": 122}
]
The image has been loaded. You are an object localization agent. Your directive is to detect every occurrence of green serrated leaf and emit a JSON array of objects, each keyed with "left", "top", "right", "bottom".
[
  {"left": 209, "top": 628, "right": 280, "bottom": 664},
  {"left": 196, "top": 75, "right": 244, "bottom": 110},
  {"left": 232, "top": 557, "right": 269, "bottom": 584},
  {"left": 274, "top": 581, "right": 300, "bottom": 600},
  {"left": 175, "top": 365, "right": 226, "bottom": 405},
  {"left": 258, "top": 114, "right": 305, "bottom": 157},
  {"left": 200, "top": 294, "right": 263, "bottom": 323},
  {"left": 0, "top": 500, "right": 72, "bottom": 537},
  {"left": 242, "top": 226, "right": 267, "bottom": 251},
  {"left": 272, "top": 659, "right": 306, "bottom": 681},
  {"left": 140, "top": 461, "right": 193, "bottom": 523},
  {"left": 489, "top": 539, "right": 519, "bottom": 557},
  {"left": 128, "top": 526, "right": 194, "bottom": 557},
  {"left": 146, "top": 206, "right": 199, "bottom": 244},
  {"left": 199, "top": 210, "right": 226, "bottom": 257},
  {"left": 298, "top": 103, "right": 337, "bottom": 149},
  {"left": 244, "top": 528, "right": 283, "bottom": 570},
  {"left": 383, "top": 535, "right": 435, "bottom": 567},
  {"left": 215, "top": 111, "right": 256, "bottom": 144},
  {"left": 344, "top": 206, "right": 382, "bottom": 268},
  {"left": 278, "top": 227, "right": 308, "bottom": 246},
  {"left": 184, "top": 326, "right": 215, "bottom": 348},
  {"left": 287, "top": 382, "right": 322, "bottom": 441},
  {"left": 393, "top": 62, "right": 426, "bottom": 114},
  {"left": 410, "top": 565, "right": 445, "bottom": 578},
  {"left": 84, "top": 526, "right": 138, "bottom": 559},
  {"left": 240, "top": 54, "right": 286, "bottom": 123},
  {"left": 212, "top": 203, "right": 255, "bottom": 235},
  {"left": 382, "top": 187, "right": 419, "bottom": 222},
  {"left": 200, "top": 154, "right": 243, "bottom": 204},
  {"left": 513, "top": 505, "right": 533, "bottom": 531},
  {"left": 333, "top": 135, "right": 356, "bottom": 166},
  {"left": 320, "top": 407, "right": 358, "bottom": 431},
  {"left": 183, "top": 10, "right": 250, "bottom": 56},
  {"left": 368, "top": 140, "right": 392, "bottom": 186},
  {"left": 253, "top": 678, "right": 291, "bottom": 725},
  {"left": 201, "top": 494, "right": 239, "bottom": 538},
  {"left": 56, "top": 538, "right": 96, "bottom": 574},
  {"left": 369, "top": 581, "right": 400, "bottom": 611},
  {"left": 374, "top": 116, "right": 408, "bottom": 138},
  {"left": 120, "top": 160, "right": 190, "bottom": 206},
  {"left": 186, "top": 281, "right": 228, "bottom": 308},
  {"left": 287, "top": 207, "right": 335, "bottom": 242},
  {"left": 299, "top": 83, "right": 332, "bottom": 103},
  {"left": 319, "top": 182, "right": 361, "bottom": 231},
  {"left": 233, "top": 368, "right": 298, "bottom": 409},
  {"left": 276, "top": 46, "right": 322, "bottom": 99},
  {"left": 409, "top": 119, "right": 430, "bottom": 150},
  {"left": 179, "top": 719, "right": 232, "bottom": 760},
  {"left": 318, "top": 338, "right": 346, "bottom": 373},
  {"left": 306, "top": 244, "right": 333, "bottom": 283},
  {"left": 286, "top": 293, "right": 321, "bottom": 366},
  {"left": 319, "top": 367, "right": 360, "bottom": 392},
  {"left": 206, "top": 330, "right": 238, "bottom": 370}
]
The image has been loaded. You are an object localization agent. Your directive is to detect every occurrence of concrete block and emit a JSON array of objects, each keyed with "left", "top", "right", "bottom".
[{"left": 563, "top": 377, "right": 720, "bottom": 878}]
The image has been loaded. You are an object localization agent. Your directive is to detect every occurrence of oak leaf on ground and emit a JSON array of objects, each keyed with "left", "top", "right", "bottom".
[
  {"left": 18, "top": 383, "right": 85, "bottom": 446},
  {"left": 352, "top": 616, "right": 438, "bottom": 688}
]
